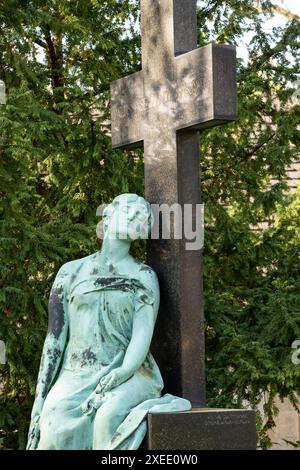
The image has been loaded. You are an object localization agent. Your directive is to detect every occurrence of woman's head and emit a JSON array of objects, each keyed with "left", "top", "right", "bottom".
[{"left": 102, "top": 194, "right": 152, "bottom": 241}]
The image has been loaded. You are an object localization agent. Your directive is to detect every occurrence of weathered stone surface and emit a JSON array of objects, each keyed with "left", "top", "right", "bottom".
[
  {"left": 111, "top": 44, "right": 237, "bottom": 148},
  {"left": 264, "top": 396, "right": 300, "bottom": 450},
  {"left": 110, "top": 0, "right": 237, "bottom": 408},
  {"left": 146, "top": 409, "right": 256, "bottom": 450}
]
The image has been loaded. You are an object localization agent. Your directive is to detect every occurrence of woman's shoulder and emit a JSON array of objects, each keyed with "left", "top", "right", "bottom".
[
  {"left": 133, "top": 261, "right": 159, "bottom": 293},
  {"left": 130, "top": 262, "right": 160, "bottom": 311}
]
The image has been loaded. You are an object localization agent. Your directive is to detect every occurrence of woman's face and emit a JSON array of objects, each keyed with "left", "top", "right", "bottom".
[{"left": 106, "top": 201, "right": 150, "bottom": 240}]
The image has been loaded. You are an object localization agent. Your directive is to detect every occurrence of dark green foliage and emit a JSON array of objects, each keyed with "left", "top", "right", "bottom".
[
  {"left": 0, "top": 0, "right": 143, "bottom": 449},
  {"left": 198, "top": 1, "right": 300, "bottom": 449},
  {"left": 0, "top": 0, "right": 299, "bottom": 449}
]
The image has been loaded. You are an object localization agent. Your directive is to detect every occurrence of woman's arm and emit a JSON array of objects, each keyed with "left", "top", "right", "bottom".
[
  {"left": 27, "top": 265, "right": 69, "bottom": 449},
  {"left": 122, "top": 302, "right": 156, "bottom": 376},
  {"left": 99, "top": 268, "right": 160, "bottom": 393}
]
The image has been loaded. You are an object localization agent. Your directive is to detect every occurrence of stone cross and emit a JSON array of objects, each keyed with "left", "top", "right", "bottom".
[{"left": 111, "top": 0, "right": 237, "bottom": 407}]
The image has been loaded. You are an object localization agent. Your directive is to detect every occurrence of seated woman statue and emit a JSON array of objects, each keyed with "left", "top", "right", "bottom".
[{"left": 27, "top": 194, "right": 191, "bottom": 450}]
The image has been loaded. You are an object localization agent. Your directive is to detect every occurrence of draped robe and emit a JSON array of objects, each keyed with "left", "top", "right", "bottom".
[{"left": 34, "top": 255, "right": 191, "bottom": 450}]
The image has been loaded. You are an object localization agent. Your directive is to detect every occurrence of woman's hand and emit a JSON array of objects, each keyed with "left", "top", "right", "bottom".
[
  {"left": 98, "top": 366, "right": 132, "bottom": 394},
  {"left": 81, "top": 391, "right": 104, "bottom": 416},
  {"left": 81, "top": 367, "right": 133, "bottom": 416}
]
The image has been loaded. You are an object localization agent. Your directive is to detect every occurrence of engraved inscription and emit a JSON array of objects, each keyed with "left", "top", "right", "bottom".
[{"left": 203, "top": 413, "right": 252, "bottom": 427}]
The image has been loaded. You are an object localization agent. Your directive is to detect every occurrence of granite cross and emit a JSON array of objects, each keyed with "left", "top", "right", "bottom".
[{"left": 111, "top": 0, "right": 237, "bottom": 407}]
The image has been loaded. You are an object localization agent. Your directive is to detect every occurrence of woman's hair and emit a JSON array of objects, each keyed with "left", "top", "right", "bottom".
[{"left": 102, "top": 194, "right": 152, "bottom": 238}]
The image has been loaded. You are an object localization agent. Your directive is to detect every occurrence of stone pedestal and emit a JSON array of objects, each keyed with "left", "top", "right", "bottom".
[{"left": 146, "top": 409, "right": 256, "bottom": 450}]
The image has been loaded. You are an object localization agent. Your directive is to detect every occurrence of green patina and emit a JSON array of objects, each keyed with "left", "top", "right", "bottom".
[{"left": 27, "top": 194, "right": 190, "bottom": 450}]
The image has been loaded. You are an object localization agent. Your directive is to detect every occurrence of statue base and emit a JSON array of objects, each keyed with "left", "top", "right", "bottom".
[{"left": 145, "top": 408, "right": 256, "bottom": 450}]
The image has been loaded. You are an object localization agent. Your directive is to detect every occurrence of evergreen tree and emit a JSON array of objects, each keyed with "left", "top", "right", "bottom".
[{"left": 0, "top": 0, "right": 299, "bottom": 449}]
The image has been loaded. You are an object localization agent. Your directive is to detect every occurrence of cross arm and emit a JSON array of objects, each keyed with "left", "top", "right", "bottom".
[
  {"left": 111, "top": 71, "right": 145, "bottom": 149},
  {"left": 175, "top": 44, "right": 237, "bottom": 131}
]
